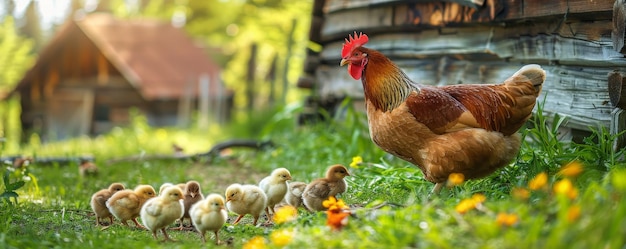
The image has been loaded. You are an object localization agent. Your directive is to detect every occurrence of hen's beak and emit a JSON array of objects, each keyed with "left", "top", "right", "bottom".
[{"left": 340, "top": 58, "right": 349, "bottom": 66}]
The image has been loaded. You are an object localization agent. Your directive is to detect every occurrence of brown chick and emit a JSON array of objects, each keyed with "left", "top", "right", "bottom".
[
  {"left": 90, "top": 182, "right": 126, "bottom": 226},
  {"left": 285, "top": 181, "right": 307, "bottom": 208},
  {"left": 106, "top": 184, "right": 156, "bottom": 228},
  {"left": 259, "top": 168, "right": 292, "bottom": 221},
  {"left": 140, "top": 186, "right": 184, "bottom": 241},
  {"left": 79, "top": 160, "right": 99, "bottom": 177},
  {"left": 225, "top": 184, "right": 267, "bottom": 226},
  {"left": 190, "top": 193, "right": 228, "bottom": 245},
  {"left": 173, "top": 180, "right": 204, "bottom": 230},
  {"left": 302, "top": 164, "right": 350, "bottom": 211}
]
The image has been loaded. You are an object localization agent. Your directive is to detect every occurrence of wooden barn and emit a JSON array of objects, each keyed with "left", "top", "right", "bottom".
[
  {"left": 299, "top": 0, "right": 626, "bottom": 150},
  {"left": 7, "top": 13, "right": 232, "bottom": 141}
]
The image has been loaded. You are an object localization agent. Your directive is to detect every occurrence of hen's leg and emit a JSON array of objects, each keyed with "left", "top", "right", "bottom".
[{"left": 428, "top": 182, "right": 444, "bottom": 198}]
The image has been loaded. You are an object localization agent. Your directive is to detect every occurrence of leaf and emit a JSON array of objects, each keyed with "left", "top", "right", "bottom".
[
  {"left": 3, "top": 170, "right": 9, "bottom": 186},
  {"left": 0, "top": 191, "right": 18, "bottom": 199},
  {"left": 6, "top": 181, "right": 25, "bottom": 191}
]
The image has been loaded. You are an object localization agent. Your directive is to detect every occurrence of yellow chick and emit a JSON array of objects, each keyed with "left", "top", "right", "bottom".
[
  {"left": 90, "top": 182, "right": 125, "bottom": 226},
  {"left": 259, "top": 168, "right": 292, "bottom": 220},
  {"left": 158, "top": 183, "right": 175, "bottom": 196},
  {"left": 106, "top": 184, "right": 156, "bottom": 228},
  {"left": 190, "top": 193, "right": 228, "bottom": 245},
  {"left": 285, "top": 181, "right": 307, "bottom": 208},
  {"left": 174, "top": 180, "right": 204, "bottom": 230},
  {"left": 225, "top": 184, "right": 267, "bottom": 226},
  {"left": 302, "top": 164, "right": 350, "bottom": 211},
  {"left": 140, "top": 186, "right": 184, "bottom": 241}
]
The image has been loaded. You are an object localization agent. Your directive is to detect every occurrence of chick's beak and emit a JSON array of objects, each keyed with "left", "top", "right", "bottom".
[{"left": 340, "top": 58, "right": 349, "bottom": 66}]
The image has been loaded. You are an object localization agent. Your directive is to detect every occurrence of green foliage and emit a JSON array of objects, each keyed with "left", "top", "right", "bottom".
[{"left": 0, "top": 170, "right": 24, "bottom": 205}]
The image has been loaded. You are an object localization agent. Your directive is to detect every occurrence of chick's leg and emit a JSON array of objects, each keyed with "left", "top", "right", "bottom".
[
  {"left": 214, "top": 230, "right": 220, "bottom": 245},
  {"left": 131, "top": 218, "right": 145, "bottom": 229},
  {"left": 161, "top": 228, "right": 176, "bottom": 242},
  {"left": 198, "top": 231, "right": 206, "bottom": 244},
  {"left": 232, "top": 215, "right": 244, "bottom": 225}
]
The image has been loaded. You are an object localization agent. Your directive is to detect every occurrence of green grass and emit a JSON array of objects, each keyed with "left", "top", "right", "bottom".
[{"left": 1, "top": 101, "right": 626, "bottom": 248}]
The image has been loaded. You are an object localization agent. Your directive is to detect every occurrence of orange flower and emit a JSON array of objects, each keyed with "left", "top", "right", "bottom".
[
  {"left": 323, "top": 196, "right": 350, "bottom": 230},
  {"left": 496, "top": 212, "right": 519, "bottom": 227},
  {"left": 326, "top": 208, "right": 350, "bottom": 230},
  {"left": 558, "top": 161, "right": 584, "bottom": 178},
  {"left": 529, "top": 172, "right": 548, "bottom": 190},
  {"left": 567, "top": 205, "right": 581, "bottom": 222},
  {"left": 273, "top": 205, "right": 298, "bottom": 224},
  {"left": 243, "top": 236, "right": 266, "bottom": 249},
  {"left": 511, "top": 187, "right": 530, "bottom": 201},
  {"left": 447, "top": 173, "right": 465, "bottom": 187},
  {"left": 554, "top": 179, "right": 578, "bottom": 199},
  {"left": 455, "top": 193, "right": 486, "bottom": 214}
]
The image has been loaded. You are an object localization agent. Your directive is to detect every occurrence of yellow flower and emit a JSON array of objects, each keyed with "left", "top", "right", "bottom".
[
  {"left": 496, "top": 212, "right": 519, "bottom": 227},
  {"left": 270, "top": 229, "right": 294, "bottom": 247},
  {"left": 567, "top": 205, "right": 581, "bottom": 222},
  {"left": 322, "top": 196, "right": 348, "bottom": 211},
  {"left": 243, "top": 236, "right": 266, "bottom": 249},
  {"left": 447, "top": 173, "right": 465, "bottom": 187},
  {"left": 529, "top": 172, "right": 548, "bottom": 190},
  {"left": 558, "top": 161, "right": 584, "bottom": 178},
  {"left": 455, "top": 193, "right": 486, "bottom": 214},
  {"left": 554, "top": 179, "right": 578, "bottom": 199},
  {"left": 471, "top": 193, "right": 486, "bottom": 204},
  {"left": 511, "top": 187, "right": 530, "bottom": 201},
  {"left": 349, "top": 156, "right": 363, "bottom": 168},
  {"left": 273, "top": 205, "right": 298, "bottom": 224}
]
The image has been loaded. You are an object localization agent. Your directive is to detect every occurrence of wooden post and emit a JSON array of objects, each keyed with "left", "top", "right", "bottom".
[
  {"left": 613, "top": 0, "right": 625, "bottom": 53},
  {"left": 246, "top": 43, "right": 257, "bottom": 115},
  {"left": 608, "top": 71, "right": 626, "bottom": 151},
  {"left": 281, "top": 19, "right": 297, "bottom": 104},
  {"left": 177, "top": 79, "right": 193, "bottom": 127},
  {"left": 198, "top": 74, "right": 210, "bottom": 129}
]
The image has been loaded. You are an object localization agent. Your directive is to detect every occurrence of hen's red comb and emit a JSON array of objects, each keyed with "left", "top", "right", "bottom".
[{"left": 341, "top": 32, "right": 369, "bottom": 58}]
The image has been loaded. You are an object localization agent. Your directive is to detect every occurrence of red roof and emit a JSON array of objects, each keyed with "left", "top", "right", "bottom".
[
  {"left": 78, "top": 14, "right": 222, "bottom": 100},
  {"left": 13, "top": 13, "right": 224, "bottom": 100}
]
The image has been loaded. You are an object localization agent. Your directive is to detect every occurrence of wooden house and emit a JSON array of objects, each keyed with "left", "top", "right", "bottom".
[
  {"left": 299, "top": 0, "right": 626, "bottom": 150},
  {"left": 8, "top": 13, "right": 232, "bottom": 141}
]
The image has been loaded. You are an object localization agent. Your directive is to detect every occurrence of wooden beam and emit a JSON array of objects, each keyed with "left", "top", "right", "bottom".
[
  {"left": 611, "top": 108, "right": 626, "bottom": 151},
  {"left": 613, "top": 0, "right": 626, "bottom": 53}
]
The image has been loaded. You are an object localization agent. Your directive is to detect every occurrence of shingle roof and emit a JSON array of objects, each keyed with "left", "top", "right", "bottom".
[
  {"left": 77, "top": 13, "right": 222, "bottom": 100},
  {"left": 12, "top": 13, "right": 224, "bottom": 100}
]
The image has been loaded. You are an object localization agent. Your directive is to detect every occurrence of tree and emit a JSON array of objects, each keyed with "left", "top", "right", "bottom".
[{"left": 0, "top": 16, "right": 35, "bottom": 150}]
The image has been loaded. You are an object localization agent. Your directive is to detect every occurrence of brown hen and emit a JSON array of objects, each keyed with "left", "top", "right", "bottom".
[{"left": 340, "top": 32, "right": 546, "bottom": 194}]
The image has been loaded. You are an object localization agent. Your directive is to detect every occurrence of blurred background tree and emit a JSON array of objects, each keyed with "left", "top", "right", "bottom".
[{"left": 0, "top": 0, "right": 313, "bottom": 144}]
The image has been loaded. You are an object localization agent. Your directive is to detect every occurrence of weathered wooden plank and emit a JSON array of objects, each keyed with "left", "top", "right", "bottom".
[
  {"left": 326, "top": 0, "right": 490, "bottom": 13},
  {"left": 321, "top": 6, "right": 394, "bottom": 38},
  {"left": 320, "top": 27, "right": 624, "bottom": 66},
  {"left": 321, "top": 0, "right": 614, "bottom": 42},
  {"left": 614, "top": 0, "right": 626, "bottom": 53}
]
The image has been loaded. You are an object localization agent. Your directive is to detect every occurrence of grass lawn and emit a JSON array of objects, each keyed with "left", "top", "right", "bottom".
[{"left": 1, "top": 103, "right": 626, "bottom": 248}]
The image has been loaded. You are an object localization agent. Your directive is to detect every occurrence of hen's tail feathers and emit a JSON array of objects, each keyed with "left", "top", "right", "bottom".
[{"left": 511, "top": 64, "right": 546, "bottom": 95}]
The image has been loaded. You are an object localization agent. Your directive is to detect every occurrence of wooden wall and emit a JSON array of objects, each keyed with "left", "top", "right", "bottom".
[{"left": 300, "top": 0, "right": 626, "bottom": 149}]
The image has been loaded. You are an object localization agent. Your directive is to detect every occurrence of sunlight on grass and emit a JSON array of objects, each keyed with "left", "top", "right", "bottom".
[{"left": 1, "top": 102, "right": 625, "bottom": 248}]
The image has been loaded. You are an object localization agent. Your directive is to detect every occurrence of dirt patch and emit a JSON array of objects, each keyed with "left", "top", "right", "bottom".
[{"left": 184, "top": 157, "right": 268, "bottom": 195}]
